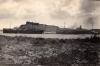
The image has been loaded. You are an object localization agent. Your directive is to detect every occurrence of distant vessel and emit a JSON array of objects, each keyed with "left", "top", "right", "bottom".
[{"left": 56, "top": 26, "right": 100, "bottom": 34}]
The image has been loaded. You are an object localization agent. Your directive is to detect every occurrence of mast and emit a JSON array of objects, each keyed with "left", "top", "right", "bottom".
[
  {"left": 64, "top": 22, "right": 66, "bottom": 28},
  {"left": 92, "top": 21, "right": 94, "bottom": 30},
  {"left": 9, "top": 22, "right": 12, "bottom": 29}
]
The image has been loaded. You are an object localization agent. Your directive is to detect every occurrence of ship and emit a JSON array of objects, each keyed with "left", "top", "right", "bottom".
[
  {"left": 56, "top": 26, "right": 100, "bottom": 34},
  {"left": 3, "top": 21, "right": 44, "bottom": 34},
  {"left": 3, "top": 28, "right": 44, "bottom": 34}
]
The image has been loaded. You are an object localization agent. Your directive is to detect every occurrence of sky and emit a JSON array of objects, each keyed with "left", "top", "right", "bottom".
[{"left": 0, "top": 0, "right": 100, "bottom": 29}]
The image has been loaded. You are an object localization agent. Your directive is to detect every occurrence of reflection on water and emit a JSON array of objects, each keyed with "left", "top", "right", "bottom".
[
  {"left": 0, "top": 33, "right": 99, "bottom": 39},
  {"left": 0, "top": 30, "right": 99, "bottom": 39}
]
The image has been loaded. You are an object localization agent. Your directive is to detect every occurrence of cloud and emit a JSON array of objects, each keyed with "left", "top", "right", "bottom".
[
  {"left": 80, "top": 0, "right": 98, "bottom": 13},
  {"left": 80, "top": 0, "right": 100, "bottom": 29},
  {"left": 0, "top": 0, "right": 7, "bottom": 4},
  {"left": 0, "top": 9, "right": 16, "bottom": 19},
  {"left": 49, "top": 0, "right": 81, "bottom": 19},
  {"left": 0, "top": 0, "right": 99, "bottom": 29}
]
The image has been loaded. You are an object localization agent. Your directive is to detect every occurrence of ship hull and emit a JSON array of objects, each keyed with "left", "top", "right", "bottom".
[
  {"left": 3, "top": 29, "right": 44, "bottom": 34},
  {"left": 56, "top": 30, "right": 100, "bottom": 34}
]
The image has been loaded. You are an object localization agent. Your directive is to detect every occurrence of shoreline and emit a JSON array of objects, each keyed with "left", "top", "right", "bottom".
[{"left": 0, "top": 35, "right": 99, "bottom": 65}]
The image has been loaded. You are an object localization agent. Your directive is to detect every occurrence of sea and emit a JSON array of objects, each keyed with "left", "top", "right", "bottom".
[{"left": 0, "top": 30, "right": 99, "bottom": 39}]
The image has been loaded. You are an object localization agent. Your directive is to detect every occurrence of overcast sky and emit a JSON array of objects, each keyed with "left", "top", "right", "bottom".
[{"left": 0, "top": 0, "right": 100, "bottom": 29}]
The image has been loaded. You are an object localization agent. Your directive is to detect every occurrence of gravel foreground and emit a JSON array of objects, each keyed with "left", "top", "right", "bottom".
[{"left": 0, "top": 35, "right": 99, "bottom": 66}]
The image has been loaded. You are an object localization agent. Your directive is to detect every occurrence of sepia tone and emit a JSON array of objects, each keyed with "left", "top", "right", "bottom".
[{"left": 0, "top": 0, "right": 100, "bottom": 66}]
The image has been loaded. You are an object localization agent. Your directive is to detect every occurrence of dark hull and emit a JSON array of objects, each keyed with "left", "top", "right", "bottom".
[
  {"left": 56, "top": 30, "right": 100, "bottom": 34},
  {"left": 3, "top": 29, "right": 44, "bottom": 34}
]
